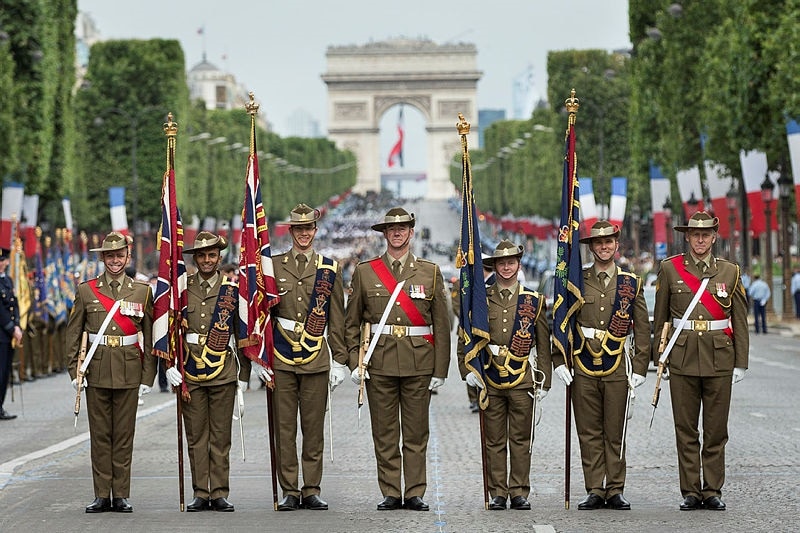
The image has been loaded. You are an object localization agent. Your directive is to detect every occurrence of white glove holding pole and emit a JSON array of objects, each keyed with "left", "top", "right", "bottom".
[
  {"left": 662, "top": 367, "right": 670, "bottom": 381},
  {"left": 138, "top": 384, "right": 151, "bottom": 396},
  {"left": 631, "top": 373, "right": 647, "bottom": 388},
  {"left": 165, "top": 366, "right": 183, "bottom": 387},
  {"left": 465, "top": 372, "right": 483, "bottom": 389},
  {"left": 71, "top": 378, "right": 87, "bottom": 391},
  {"left": 732, "top": 367, "right": 746, "bottom": 384},
  {"left": 351, "top": 366, "right": 369, "bottom": 385},
  {"left": 233, "top": 388, "right": 245, "bottom": 420},
  {"left": 554, "top": 365, "right": 573, "bottom": 386},
  {"left": 428, "top": 377, "right": 445, "bottom": 391},
  {"left": 329, "top": 361, "right": 349, "bottom": 391},
  {"left": 254, "top": 365, "right": 273, "bottom": 383}
]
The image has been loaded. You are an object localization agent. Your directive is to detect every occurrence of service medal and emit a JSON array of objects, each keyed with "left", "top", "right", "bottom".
[{"left": 716, "top": 283, "right": 728, "bottom": 298}]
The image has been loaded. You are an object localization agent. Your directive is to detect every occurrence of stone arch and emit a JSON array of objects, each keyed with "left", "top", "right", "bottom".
[{"left": 322, "top": 38, "right": 481, "bottom": 199}]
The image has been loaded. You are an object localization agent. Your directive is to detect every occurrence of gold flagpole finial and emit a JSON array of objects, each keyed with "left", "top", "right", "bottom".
[
  {"left": 163, "top": 112, "right": 178, "bottom": 138},
  {"left": 565, "top": 89, "right": 580, "bottom": 114},
  {"left": 246, "top": 92, "right": 259, "bottom": 116},
  {"left": 457, "top": 112, "right": 470, "bottom": 135}
]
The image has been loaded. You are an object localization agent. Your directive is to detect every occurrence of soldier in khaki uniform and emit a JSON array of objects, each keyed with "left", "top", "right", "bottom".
[
  {"left": 345, "top": 207, "right": 451, "bottom": 512},
  {"left": 66, "top": 232, "right": 156, "bottom": 513},
  {"left": 458, "top": 240, "right": 552, "bottom": 511},
  {"left": 164, "top": 231, "right": 250, "bottom": 512},
  {"left": 653, "top": 212, "right": 748, "bottom": 511},
  {"left": 265, "top": 204, "right": 347, "bottom": 511},
  {"left": 552, "top": 221, "right": 651, "bottom": 510}
]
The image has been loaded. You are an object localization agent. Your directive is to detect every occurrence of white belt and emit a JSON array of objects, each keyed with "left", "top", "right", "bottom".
[
  {"left": 87, "top": 333, "right": 139, "bottom": 347},
  {"left": 673, "top": 318, "right": 729, "bottom": 331},
  {"left": 580, "top": 326, "right": 608, "bottom": 341},
  {"left": 371, "top": 324, "right": 432, "bottom": 338},
  {"left": 185, "top": 332, "right": 208, "bottom": 345},
  {"left": 277, "top": 316, "right": 304, "bottom": 334}
]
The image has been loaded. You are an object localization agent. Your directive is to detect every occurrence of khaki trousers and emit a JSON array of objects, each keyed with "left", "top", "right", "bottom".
[
  {"left": 86, "top": 386, "right": 138, "bottom": 498},
  {"left": 483, "top": 386, "right": 533, "bottom": 498}
]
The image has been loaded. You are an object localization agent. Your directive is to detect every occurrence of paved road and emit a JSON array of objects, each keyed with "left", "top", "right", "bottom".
[{"left": 2, "top": 200, "right": 799, "bottom": 532}]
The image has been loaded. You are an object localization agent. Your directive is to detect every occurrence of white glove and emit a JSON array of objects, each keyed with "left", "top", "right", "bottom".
[
  {"left": 631, "top": 373, "right": 646, "bottom": 388},
  {"left": 351, "top": 366, "right": 370, "bottom": 385},
  {"left": 329, "top": 361, "right": 348, "bottom": 391},
  {"left": 537, "top": 388, "right": 548, "bottom": 401},
  {"left": 465, "top": 372, "right": 484, "bottom": 389},
  {"left": 661, "top": 367, "right": 670, "bottom": 381},
  {"left": 138, "top": 384, "right": 151, "bottom": 396},
  {"left": 71, "top": 377, "right": 87, "bottom": 391},
  {"left": 238, "top": 380, "right": 248, "bottom": 393},
  {"left": 554, "top": 365, "right": 573, "bottom": 386},
  {"left": 165, "top": 366, "right": 183, "bottom": 387},
  {"left": 254, "top": 365, "right": 273, "bottom": 383},
  {"left": 428, "top": 377, "right": 445, "bottom": 391},
  {"left": 233, "top": 388, "right": 245, "bottom": 420},
  {"left": 760, "top": 300, "right": 767, "bottom": 306},
  {"left": 732, "top": 367, "right": 746, "bottom": 384}
]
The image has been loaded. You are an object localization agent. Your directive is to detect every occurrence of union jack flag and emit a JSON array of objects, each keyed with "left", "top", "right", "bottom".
[
  {"left": 152, "top": 167, "right": 187, "bottom": 370},
  {"left": 238, "top": 125, "right": 279, "bottom": 370}
]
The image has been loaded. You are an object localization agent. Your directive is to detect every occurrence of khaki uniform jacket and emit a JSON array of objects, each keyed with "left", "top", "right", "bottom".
[
  {"left": 653, "top": 253, "right": 748, "bottom": 376},
  {"left": 345, "top": 253, "right": 451, "bottom": 378},
  {"left": 184, "top": 273, "right": 250, "bottom": 386},
  {"left": 271, "top": 250, "right": 347, "bottom": 373},
  {"left": 67, "top": 273, "right": 156, "bottom": 388},
  {"left": 552, "top": 266, "right": 651, "bottom": 379},
  {"left": 457, "top": 283, "right": 553, "bottom": 390}
]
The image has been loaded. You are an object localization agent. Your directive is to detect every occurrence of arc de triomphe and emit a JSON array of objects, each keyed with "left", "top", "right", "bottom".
[{"left": 322, "top": 39, "right": 482, "bottom": 199}]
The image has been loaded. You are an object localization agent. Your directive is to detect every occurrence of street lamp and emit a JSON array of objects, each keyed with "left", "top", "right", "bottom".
[
  {"left": 726, "top": 183, "right": 738, "bottom": 262},
  {"left": 761, "top": 173, "right": 775, "bottom": 312},
  {"left": 662, "top": 196, "right": 672, "bottom": 257},
  {"left": 778, "top": 167, "right": 793, "bottom": 317},
  {"left": 686, "top": 192, "right": 700, "bottom": 220}
]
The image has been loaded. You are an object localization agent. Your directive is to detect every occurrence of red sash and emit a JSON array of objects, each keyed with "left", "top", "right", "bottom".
[
  {"left": 370, "top": 258, "right": 434, "bottom": 345},
  {"left": 670, "top": 256, "right": 733, "bottom": 337},
  {"left": 88, "top": 279, "right": 139, "bottom": 337}
]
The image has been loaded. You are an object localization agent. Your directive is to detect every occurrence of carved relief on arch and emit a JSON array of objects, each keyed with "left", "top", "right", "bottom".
[
  {"left": 438, "top": 100, "right": 471, "bottom": 120},
  {"left": 334, "top": 101, "right": 368, "bottom": 120},
  {"left": 374, "top": 95, "right": 431, "bottom": 121}
]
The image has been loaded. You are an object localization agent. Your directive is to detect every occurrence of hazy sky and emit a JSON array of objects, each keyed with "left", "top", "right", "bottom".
[{"left": 77, "top": 0, "right": 630, "bottom": 171}]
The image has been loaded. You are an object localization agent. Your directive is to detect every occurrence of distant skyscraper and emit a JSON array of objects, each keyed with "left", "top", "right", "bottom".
[
  {"left": 477, "top": 109, "right": 506, "bottom": 148},
  {"left": 512, "top": 64, "right": 537, "bottom": 120},
  {"left": 287, "top": 108, "right": 322, "bottom": 138}
]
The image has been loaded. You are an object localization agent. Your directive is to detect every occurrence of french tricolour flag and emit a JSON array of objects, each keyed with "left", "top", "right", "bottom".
[
  {"left": 608, "top": 177, "right": 627, "bottom": 230},
  {"left": 739, "top": 150, "right": 776, "bottom": 237},
  {"left": 0, "top": 182, "right": 25, "bottom": 250},
  {"left": 108, "top": 186, "right": 129, "bottom": 235},
  {"left": 787, "top": 119, "right": 800, "bottom": 222},
  {"left": 578, "top": 177, "right": 598, "bottom": 238}
]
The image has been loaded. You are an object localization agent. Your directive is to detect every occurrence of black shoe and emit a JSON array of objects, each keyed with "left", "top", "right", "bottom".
[
  {"left": 680, "top": 495, "right": 702, "bottom": 511},
  {"left": 301, "top": 494, "right": 328, "bottom": 510},
  {"left": 111, "top": 498, "right": 133, "bottom": 513},
  {"left": 377, "top": 496, "right": 402, "bottom": 511},
  {"left": 488, "top": 496, "right": 507, "bottom": 510},
  {"left": 160, "top": 387, "right": 169, "bottom": 393},
  {"left": 403, "top": 496, "right": 429, "bottom": 511},
  {"left": 85, "top": 497, "right": 112, "bottom": 513},
  {"left": 509, "top": 495, "right": 531, "bottom": 510},
  {"left": 210, "top": 497, "right": 235, "bottom": 512},
  {"left": 578, "top": 493, "right": 604, "bottom": 510},
  {"left": 0, "top": 408, "right": 17, "bottom": 420},
  {"left": 606, "top": 493, "right": 631, "bottom": 510},
  {"left": 278, "top": 494, "right": 300, "bottom": 511},
  {"left": 187, "top": 497, "right": 210, "bottom": 512},
  {"left": 702, "top": 496, "right": 726, "bottom": 511}
]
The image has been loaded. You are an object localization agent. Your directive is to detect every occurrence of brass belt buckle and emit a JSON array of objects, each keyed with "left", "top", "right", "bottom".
[
  {"left": 198, "top": 334, "right": 207, "bottom": 346},
  {"left": 392, "top": 325, "right": 406, "bottom": 338},
  {"left": 293, "top": 322, "right": 304, "bottom": 335},
  {"left": 594, "top": 329, "right": 605, "bottom": 341},
  {"left": 694, "top": 320, "right": 708, "bottom": 331},
  {"left": 106, "top": 335, "right": 121, "bottom": 348}
]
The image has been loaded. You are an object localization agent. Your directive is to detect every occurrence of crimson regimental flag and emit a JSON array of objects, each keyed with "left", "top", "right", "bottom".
[{"left": 238, "top": 135, "right": 279, "bottom": 370}]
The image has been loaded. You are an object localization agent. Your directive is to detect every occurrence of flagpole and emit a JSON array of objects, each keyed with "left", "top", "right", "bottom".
[
  {"left": 558, "top": 89, "right": 581, "bottom": 510},
  {"left": 242, "top": 93, "right": 279, "bottom": 511},
  {"left": 456, "top": 113, "right": 491, "bottom": 509},
  {"left": 163, "top": 113, "right": 187, "bottom": 512}
]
